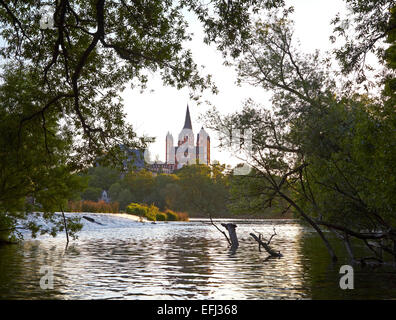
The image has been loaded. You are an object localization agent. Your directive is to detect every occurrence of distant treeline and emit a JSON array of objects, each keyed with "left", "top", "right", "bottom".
[{"left": 75, "top": 163, "right": 293, "bottom": 219}]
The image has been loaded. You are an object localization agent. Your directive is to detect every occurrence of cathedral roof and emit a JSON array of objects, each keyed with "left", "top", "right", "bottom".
[{"left": 183, "top": 105, "right": 192, "bottom": 130}]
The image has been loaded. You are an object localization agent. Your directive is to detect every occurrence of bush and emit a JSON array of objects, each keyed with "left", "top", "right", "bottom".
[
  {"left": 164, "top": 209, "right": 189, "bottom": 221},
  {"left": 125, "top": 203, "right": 189, "bottom": 222},
  {"left": 165, "top": 209, "right": 178, "bottom": 221},
  {"left": 126, "top": 203, "right": 148, "bottom": 216},
  {"left": 155, "top": 212, "right": 167, "bottom": 221},
  {"left": 175, "top": 211, "right": 189, "bottom": 221},
  {"left": 145, "top": 204, "right": 159, "bottom": 221},
  {"left": 126, "top": 203, "right": 160, "bottom": 221}
]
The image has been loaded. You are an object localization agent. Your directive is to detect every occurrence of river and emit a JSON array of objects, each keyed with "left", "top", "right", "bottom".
[{"left": 0, "top": 215, "right": 395, "bottom": 299}]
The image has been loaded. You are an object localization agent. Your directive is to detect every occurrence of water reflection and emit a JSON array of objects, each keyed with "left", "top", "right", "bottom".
[{"left": 0, "top": 220, "right": 395, "bottom": 299}]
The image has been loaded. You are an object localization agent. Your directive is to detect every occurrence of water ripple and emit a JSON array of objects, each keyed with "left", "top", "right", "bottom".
[{"left": 1, "top": 220, "right": 395, "bottom": 299}]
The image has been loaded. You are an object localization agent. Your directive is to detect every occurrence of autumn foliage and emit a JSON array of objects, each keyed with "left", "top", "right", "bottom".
[{"left": 68, "top": 200, "right": 119, "bottom": 213}]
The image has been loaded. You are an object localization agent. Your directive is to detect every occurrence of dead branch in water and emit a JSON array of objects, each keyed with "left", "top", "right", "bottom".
[
  {"left": 250, "top": 227, "right": 282, "bottom": 257},
  {"left": 208, "top": 213, "right": 231, "bottom": 246},
  {"left": 221, "top": 223, "right": 239, "bottom": 251}
]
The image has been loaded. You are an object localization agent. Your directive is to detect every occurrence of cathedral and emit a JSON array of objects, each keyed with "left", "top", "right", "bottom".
[{"left": 150, "top": 105, "right": 210, "bottom": 174}]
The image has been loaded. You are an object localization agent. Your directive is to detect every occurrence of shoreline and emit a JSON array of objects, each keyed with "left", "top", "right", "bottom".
[
  {"left": 64, "top": 212, "right": 297, "bottom": 222},
  {"left": 63, "top": 211, "right": 143, "bottom": 222},
  {"left": 65, "top": 212, "right": 297, "bottom": 221}
]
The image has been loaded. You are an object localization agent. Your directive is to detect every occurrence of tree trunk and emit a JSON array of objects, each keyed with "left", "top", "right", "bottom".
[
  {"left": 221, "top": 223, "right": 238, "bottom": 251},
  {"left": 279, "top": 192, "right": 338, "bottom": 262}
]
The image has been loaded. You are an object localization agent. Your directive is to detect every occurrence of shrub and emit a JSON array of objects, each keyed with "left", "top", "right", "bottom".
[
  {"left": 124, "top": 203, "right": 189, "bottom": 222},
  {"left": 145, "top": 204, "right": 159, "bottom": 221},
  {"left": 175, "top": 211, "right": 189, "bottom": 221},
  {"left": 165, "top": 209, "right": 178, "bottom": 221},
  {"left": 155, "top": 212, "right": 167, "bottom": 221},
  {"left": 126, "top": 203, "right": 148, "bottom": 216},
  {"left": 164, "top": 209, "right": 189, "bottom": 221},
  {"left": 126, "top": 203, "right": 161, "bottom": 221}
]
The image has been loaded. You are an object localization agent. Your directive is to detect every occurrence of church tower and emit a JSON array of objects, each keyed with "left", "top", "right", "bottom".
[
  {"left": 166, "top": 132, "right": 175, "bottom": 164},
  {"left": 196, "top": 127, "right": 210, "bottom": 165}
]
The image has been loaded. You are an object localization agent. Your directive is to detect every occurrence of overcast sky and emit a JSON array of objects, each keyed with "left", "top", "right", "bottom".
[{"left": 122, "top": 0, "right": 347, "bottom": 166}]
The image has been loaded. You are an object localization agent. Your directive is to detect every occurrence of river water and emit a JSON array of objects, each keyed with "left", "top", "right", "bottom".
[{"left": 0, "top": 217, "right": 395, "bottom": 299}]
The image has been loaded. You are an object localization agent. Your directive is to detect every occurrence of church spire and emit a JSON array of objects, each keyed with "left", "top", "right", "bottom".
[{"left": 183, "top": 104, "right": 192, "bottom": 130}]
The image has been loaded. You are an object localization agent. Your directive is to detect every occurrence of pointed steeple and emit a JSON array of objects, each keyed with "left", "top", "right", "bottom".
[{"left": 183, "top": 104, "right": 192, "bottom": 130}]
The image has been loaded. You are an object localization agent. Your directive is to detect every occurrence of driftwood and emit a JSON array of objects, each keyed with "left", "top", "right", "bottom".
[
  {"left": 208, "top": 214, "right": 231, "bottom": 246},
  {"left": 250, "top": 229, "right": 282, "bottom": 258},
  {"left": 82, "top": 216, "right": 103, "bottom": 225},
  {"left": 221, "top": 223, "right": 239, "bottom": 251}
]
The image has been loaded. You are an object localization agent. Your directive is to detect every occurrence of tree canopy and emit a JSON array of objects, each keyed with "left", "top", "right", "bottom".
[
  {"left": 0, "top": 0, "right": 283, "bottom": 241},
  {"left": 204, "top": 6, "right": 396, "bottom": 262}
]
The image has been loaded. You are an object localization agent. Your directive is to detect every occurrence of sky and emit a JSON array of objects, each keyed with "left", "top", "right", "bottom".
[{"left": 122, "top": 0, "right": 347, "bottom": 166}]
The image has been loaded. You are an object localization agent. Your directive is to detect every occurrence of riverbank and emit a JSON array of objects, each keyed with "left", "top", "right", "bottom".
[{"left": 65, "top": 211, "right": 143, "bottom": 222}]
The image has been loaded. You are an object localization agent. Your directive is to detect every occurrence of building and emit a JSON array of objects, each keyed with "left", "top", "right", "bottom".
[{"left": 150, "top": 105, "right": 210, "bottom": 174}]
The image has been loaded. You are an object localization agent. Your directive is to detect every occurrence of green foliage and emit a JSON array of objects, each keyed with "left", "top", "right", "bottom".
[
  {"left": 122, "top": 169, "right": 155, "bottom": 204},
  {"left": 146, "top": 204, "right": 159, "bottom": 221},
  {"left": 0, "top": 1, "right": 283, "bottom": 241},
  {"left": 125, "top": 203, "right": 186, "bottom": 221},
  {"left": 86, "top": 166, "right": 120, "bottom": 191},
  {"left": 204, "top": 8, "right": 396, "bottom": 260},
  {"left": 156, "top": 212, "right": 167, "bottom": 221},
  {"left": 384, "top": 6, "right": 396, "bottom": 116},
  {"left": 0, "top": 66, "right": 86, "bottom": 241},
  {"left": 78, "top": 163, "right": 231, "bottom": 217},
  {"left": 81, "top": 187, "right": 102, "bottom": 202},
  {"left": 330, "top": 0, "right": 395, "bottom": 83},
  {"left": 174, "top": 163, "right": 230, "bottom": 217},
  {"left": 0, "top": 0, "right": 282, "bottom": 170},
  {"left": 115, "top": 189, "right": 134, "bottom": 210},
  {"left": 228, "top": 171, "right": 293, "bottom": 218},
  {"left": 165, "top": 209, "right": 178, "bottom": 221},
  {"left": 151, "top": 174, "right": 180, "bottom": 210},
  {"left": 127, "top": 202, "right": 153, "bottom": 221},
  {"left": 125, "top": 203, "right": 149, "bottom": 217}
]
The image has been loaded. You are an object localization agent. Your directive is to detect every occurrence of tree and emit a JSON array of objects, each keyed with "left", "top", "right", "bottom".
[
  {"left": 204, "top": 9, "right": 396, "bottom": 263},
  {"left": 0, "top": 0, "right": 283, "bottom": 240},
  {"left": 175, "top": 163, "right": 230, "bottom": 217},
  {"left": 116, "top": 189, "right": 133, "bottom": 210},
  {"left": 84, "top": 166, "right": 120, "bottom": 191},
  {"left": 0, "top": 0, "right": 283, "bottom": 166},
  {"left": 0, "top": 66, "right": 85, "bottom": 242},
  {"left": 81, "top": 187, "right": 102, "bottom": 201},
  {"left": 151, "top": 173, "right": 180, "bottom": 210},
  {"left": 122, "top": 169, "right": 154, "bottom": 203},
  {"left": 330, "top": 0, "right": 396, "bottom": 83}
]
